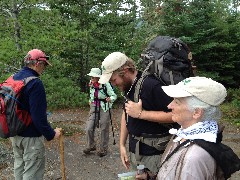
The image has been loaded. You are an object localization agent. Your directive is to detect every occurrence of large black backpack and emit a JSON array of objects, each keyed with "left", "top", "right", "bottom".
[{"left": 134, "top": 36, "right": 194, "bottom": 102}]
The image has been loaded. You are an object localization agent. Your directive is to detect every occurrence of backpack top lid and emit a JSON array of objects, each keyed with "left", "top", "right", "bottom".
[
  {"left": 134, "top": 36, "right": 194, "bottom": 102},
  {"left": 140, "top": 36, "right": 192, "bottom": 85},
  {"left": 142, "top": 36, "right": 189, "bottom": 63}
]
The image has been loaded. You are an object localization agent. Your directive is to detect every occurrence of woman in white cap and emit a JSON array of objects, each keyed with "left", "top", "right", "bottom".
[
  {"left": 136, "top": 76, "right": 240, "bottom": 179},
  {"left": 83, "top": 68, "right": 117, "bottom": 157}
]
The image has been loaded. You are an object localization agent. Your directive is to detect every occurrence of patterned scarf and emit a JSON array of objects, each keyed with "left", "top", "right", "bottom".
[{"left": 169, "top": 120, "right": 218, "bottom": 143}]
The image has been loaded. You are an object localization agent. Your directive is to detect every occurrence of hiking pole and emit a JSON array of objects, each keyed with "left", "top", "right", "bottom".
[
  {"left": 59, "top": 129, "right": 66, "bottom": 180},
  {"left": 108, "top": 102, "right": 116, "bottom": 145}
]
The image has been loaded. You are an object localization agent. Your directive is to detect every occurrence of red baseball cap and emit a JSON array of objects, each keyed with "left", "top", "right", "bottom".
[{"left": 25, "top": 49, "right": 51, "bottom": 66}]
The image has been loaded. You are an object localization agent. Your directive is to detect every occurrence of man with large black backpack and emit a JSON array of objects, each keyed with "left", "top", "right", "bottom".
[{"left": 99, "top": 36, "right": 193, "bottom": 177}]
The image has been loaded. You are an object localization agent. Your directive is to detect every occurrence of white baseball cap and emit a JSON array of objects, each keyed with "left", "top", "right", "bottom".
[
  {"left": 99, "top": 52, "right": 128, "bottom": 84},
  {"left": 87, "top": 68, "right": 101, "bottom": 77},
  {"left": 162, "top": 76, "right": 227, "bottom": 106}
]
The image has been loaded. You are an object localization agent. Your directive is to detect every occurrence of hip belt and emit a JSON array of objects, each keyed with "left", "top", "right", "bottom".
[{"left": 131, "top": 133, "right": 172, "bottom": 162}]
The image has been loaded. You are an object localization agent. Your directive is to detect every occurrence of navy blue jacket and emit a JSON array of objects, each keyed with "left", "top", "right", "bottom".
[{"left": 13, "top": 67, "right": 55, "bottom": 141}]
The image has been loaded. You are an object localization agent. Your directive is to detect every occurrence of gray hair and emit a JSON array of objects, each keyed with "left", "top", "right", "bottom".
[{"left": 185, "top": 96, "right": 222, "bottom": 121}]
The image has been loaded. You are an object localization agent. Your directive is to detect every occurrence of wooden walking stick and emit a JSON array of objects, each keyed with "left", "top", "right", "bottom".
[{"left": 59, "top": 129, "right": 66, "bottom": 180}]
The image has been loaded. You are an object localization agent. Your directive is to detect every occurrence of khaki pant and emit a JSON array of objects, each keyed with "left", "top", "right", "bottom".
[
  {"left": 10, "top": 136, "right": 45, "bottom": 180},
  {"left": 130, "top": 152, "right": 162, "bottom": 174},
  {"left": 85, "top": 104, "right": 110, "bottom": 151}
]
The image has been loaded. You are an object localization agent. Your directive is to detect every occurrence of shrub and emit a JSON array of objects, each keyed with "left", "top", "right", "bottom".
[
  {"left": 226, "top": 88, "right": 240, "bottom": 108},
  {"left": 42, "top": 74, "right": 88, "bottom": 110},
  {"left": 221, "top": 103, "right": 240, "bottom": 126}
]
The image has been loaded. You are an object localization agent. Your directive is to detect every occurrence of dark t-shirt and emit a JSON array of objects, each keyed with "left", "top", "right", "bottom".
[{"left": 124, "top": 72, "right": 173, "bottom": 155}]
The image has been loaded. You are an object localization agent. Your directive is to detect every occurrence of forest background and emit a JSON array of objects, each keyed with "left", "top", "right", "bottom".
[{"left": 0, "top": 0, "right": 239, "bottom": 126}]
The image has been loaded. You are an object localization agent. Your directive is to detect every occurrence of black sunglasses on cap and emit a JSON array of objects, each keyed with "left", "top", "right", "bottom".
[{"left": 38, "top": 56, "right": 49, "bottom": 60}]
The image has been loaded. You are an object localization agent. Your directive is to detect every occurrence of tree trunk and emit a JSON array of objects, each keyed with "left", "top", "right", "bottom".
[{"left": 12, "top": 0, "right": 22, "bottom": 51}]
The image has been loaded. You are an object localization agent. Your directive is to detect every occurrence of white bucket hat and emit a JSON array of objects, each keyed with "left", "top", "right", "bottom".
[
  {"left": 87, "top": 68, "right": 101, "bottom": 77},
  {"left": 99, "top": 52, "right": 128, "bottom": 84},
  {"left": 162, "top": 76, "right": 227, "bottom": 106}
]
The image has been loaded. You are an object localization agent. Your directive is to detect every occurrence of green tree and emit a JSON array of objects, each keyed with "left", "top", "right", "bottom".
[
  {"left": 48, "top": 0, "right": 139, "bottom": 91},
  {"left": 0, "top": 0, "right": 88, "bottom": 109},
  {"left": 138, "top": 0, "right": 240, "bottom": 87}
]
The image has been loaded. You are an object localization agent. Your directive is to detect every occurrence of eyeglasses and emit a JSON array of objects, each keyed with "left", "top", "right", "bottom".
[{"left": 37, "top": 61, "right": 48, "bottom": 67}]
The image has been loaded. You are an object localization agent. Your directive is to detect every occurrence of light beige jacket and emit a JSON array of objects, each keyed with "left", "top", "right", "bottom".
[{"left": 157, "top": 139, "right": 224, "bottom": 180}]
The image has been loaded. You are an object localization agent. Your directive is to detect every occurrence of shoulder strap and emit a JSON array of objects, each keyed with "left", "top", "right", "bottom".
[
  {"left": 2, "top": 76, "right": 37, "bottom": 92},
  {"left": 134, "top": 56, "right": 167, "bottom": 102},
  {"left": 134, "top": 61, "right": 152, "bottom": 102},
  {"left": 101, "top": 84, "right": 109, "bottom": 97},
  {"left": 134, "top": 74, "right": 146, "bottom": 102},
  {"left": 159, "top": 139, "right": 190, "bottom": 169},
  {"left": 192, "top": 139, "right": 240, "bottom": 179},
  {"left": 23, "top": 76, "right": 38, "bottom": 85}
]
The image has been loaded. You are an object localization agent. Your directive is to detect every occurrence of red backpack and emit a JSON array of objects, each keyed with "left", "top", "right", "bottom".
[{"left": 0, "top": 76, "right": 37, "bottom": 138}]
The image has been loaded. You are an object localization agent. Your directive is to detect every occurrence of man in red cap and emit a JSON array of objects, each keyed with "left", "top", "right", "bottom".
[{"left": 10, "top": 49, "right": 61, "bottom": 180}]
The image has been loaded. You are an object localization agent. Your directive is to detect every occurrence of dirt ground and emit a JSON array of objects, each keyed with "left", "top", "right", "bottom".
[{"left": 0, "top": 104, "right": 240, "bottom": 180}]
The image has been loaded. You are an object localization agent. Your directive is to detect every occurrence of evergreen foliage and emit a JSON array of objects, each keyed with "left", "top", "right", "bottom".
[
  {"left": 0, "top": 0, "right": 239, "bottom": 110},
  {"left": 138, "top": 0, "right": 240, "bottom": 88},
  {"left": 42, "top": 74, "right": 88, "bottom": 110}
]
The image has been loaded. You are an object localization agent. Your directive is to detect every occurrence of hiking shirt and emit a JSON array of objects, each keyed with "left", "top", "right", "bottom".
[
  {"left": 13, "top": 67, "right": 55, "bottom": 141},
  {"left": 89, "top": 82, "right": 117, "bottom": 112},
  {"left": 157, "top": 139, "right": 224, "bottom": 180},
  {"left": 125, "top": 72, "right": 173, "bottom": 156}
]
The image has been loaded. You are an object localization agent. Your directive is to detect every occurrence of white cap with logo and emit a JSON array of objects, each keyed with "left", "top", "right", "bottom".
[
  {"left": 162, "top": 76, "right": 227, "bottom": 106},
  {"left": 99, "top": 52, "right": 128, "bottom": 84}
]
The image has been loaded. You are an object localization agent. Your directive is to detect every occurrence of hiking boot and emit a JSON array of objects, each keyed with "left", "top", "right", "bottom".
[
  {"left": 97, "top": 150, "right": 107, "bottom": 157},
  {"left": 83, "top": 147, "right": 96, "bottom": 154}
]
